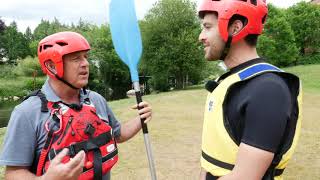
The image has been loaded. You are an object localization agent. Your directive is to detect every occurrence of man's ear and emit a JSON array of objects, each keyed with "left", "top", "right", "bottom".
[
  {"left": 228, "top": 19, "right": 244, "bottom": 35},
  {"left": 44, "top": 60, "right": 57, "bottom": 75}
]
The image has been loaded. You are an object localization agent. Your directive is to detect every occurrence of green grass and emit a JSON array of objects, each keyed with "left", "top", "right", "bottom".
[
  {"left": 284, "top": 64, "right": 320, "bottom": 93},
  {"left": 0, "top": 64, "right": 319, "bottom": 179}
]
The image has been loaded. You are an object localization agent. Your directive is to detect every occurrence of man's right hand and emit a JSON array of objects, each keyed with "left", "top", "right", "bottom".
[{"left": 41, "top": 148, "right": 85, "bottom": 180}]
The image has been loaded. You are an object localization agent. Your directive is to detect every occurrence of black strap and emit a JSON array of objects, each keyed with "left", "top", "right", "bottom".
[
  {"left": 70, "top": 132, "right": 112, "bottom": 155},
  {"left": 202, "top": 151, "right": 285, "bottom": 178},
  {"left": 202, "top": 151, "right": 234, "bottom": 170},
  {"left": 93, "top": 149, "right": 102, "bottom": 180},
  {"left": 83, "top": 148, "right": 118, "bottom": 172},
  {"left": 49, "top": 131, "right": 112, "bottom": 159},
  {"left": 44, "top": 128, "right": 55, "bottom": 150},
  {"left": 220, "top": 33, "right": 233, "bottom": 61},
  {"left": 275, "top": 169, "right": 284, "bottom": 176},
  {"left": 206, "top": 172, "right": 219, "bottom": 180},
  {"left": 55, "top": 75, "right": 79, "bottom": 90},
  {"left": 24, "top": 90, "right": 48, "bottom": 112}
]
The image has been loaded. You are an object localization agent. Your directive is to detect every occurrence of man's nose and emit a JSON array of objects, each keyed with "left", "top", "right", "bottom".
[
  {"left": 80, "top": 57, "right": 89, "bottom": 67},
  {"left": 199, "top": 29, "right": 206, "bottom": 43}
]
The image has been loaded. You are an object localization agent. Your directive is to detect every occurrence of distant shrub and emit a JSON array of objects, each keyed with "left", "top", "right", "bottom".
[
  {"left": 24, "top": 78, "right": 45, "bottom": 92},
  {"left": 13, "top": 56, "right": 44, "bottom": 77},
  {"left": 297, "top": 54, "right": 320, "bottom": 65},
  {"left": 0, "top": 65, "right": 17, "bottom": 78}
]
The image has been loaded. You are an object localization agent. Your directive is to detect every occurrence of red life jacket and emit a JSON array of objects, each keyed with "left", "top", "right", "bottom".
[{"left": 26, "top": 90, "right": 118, "bottom": 180}]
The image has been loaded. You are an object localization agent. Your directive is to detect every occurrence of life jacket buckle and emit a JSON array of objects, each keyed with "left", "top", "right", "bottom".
[
  {"left": 85, "top": 124, "right": 96, "bottom": 136},
  {"left": 69, "top": 144, "right": 76, "bottom": 157}
]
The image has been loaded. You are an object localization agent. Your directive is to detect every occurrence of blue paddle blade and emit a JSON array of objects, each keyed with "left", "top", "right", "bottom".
[{"left": 109, "top": 0, "right": 142, "bottom": 82}]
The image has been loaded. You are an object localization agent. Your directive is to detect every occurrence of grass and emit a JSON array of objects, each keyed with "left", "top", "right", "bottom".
[
  {"left": 0, "top": 64, "right": 319, "bottom": 179},
  {"left": 284, "top": 64, "right": 320, "bottom": 93}
]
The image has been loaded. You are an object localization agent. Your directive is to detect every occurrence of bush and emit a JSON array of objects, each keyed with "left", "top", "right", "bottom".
[
  {"left": 297, "top": 54, "right": 320, "bottom": 65},
  {"left": 24, "top": 78, "right": 45, "bottom": 92},
  {"left": 13, "top": 56, "right": 44, "bottom": 77},
  {"left": 0, "top": 65, "right": 17, "bottom": 78},
  {"left": 150, "top": 75, "right": 170, "bottom": 92}
]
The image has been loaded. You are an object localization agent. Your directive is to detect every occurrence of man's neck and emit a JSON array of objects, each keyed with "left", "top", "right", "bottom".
[
  {"left": 48, "top": 78, "right": 80, "bottom": 104},
  {"left": 224, "top": 41, "right": 259, "bottom": 69}
]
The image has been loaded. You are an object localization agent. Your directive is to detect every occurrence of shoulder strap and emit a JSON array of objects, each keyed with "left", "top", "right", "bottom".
[
  {"left": 24, "top": 90, "right": 48, "bottom": 112},
  {"left": 238, "top": 63, "right": 283, "bottom": 80}
]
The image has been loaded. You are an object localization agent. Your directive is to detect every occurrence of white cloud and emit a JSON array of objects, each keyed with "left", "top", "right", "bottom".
[{"left": 0, "top": 0, "right": 309, "bottom": 33}]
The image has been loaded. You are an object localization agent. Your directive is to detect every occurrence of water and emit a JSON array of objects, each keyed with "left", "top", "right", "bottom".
[{"left": 0, "top": 101, "right": 20, "bottom": 128}]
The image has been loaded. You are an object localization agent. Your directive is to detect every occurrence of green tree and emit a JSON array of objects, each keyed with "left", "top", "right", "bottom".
[
  {"left": 85, "top": 25, "right": 131, "bottom": 100},
  {"left": 0, "top": 18, "right": 7, "bottom": 61},
  {"left": 258, "top": 4, "right": 299, "bottom": 67},
  {"left": 141, "top": 0, "right": 204, "bottom": 91},
  {"left": 287, "top": 2, "right": 320, "bottom": 56},
  {"left": 33, "top": 18, "right": 67, "bottom": 41},
  {"left": 33, "top": 19, "right": 51, "bottom": 41},
  {"left": 2, "top": 22, "right": 31, "bottom": 64},
  {"left": 0, "top": 18, "right": 5, "bottom": 32},
  {"left": 24, "top": 27, "right": 33, "bottom": 42}
]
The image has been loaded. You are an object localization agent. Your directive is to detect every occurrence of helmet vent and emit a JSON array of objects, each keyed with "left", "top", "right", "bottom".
[
  {"left": 56, "top": 42, "right": 68, "bottom": 47},
  {"left": 250, "top": 0, "right": 257, "bottom": 6},
  {"left": 262, "top": 14, "right": 267, "bottom": 24},
  {"left": 43, "top": 44, "right": 53, "bottom": 50}
]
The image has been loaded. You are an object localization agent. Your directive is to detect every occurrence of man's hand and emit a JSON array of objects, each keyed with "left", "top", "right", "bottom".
[
  {"left": 132, "top": 101, "right": 152, "bottom": 123},
  {"left": 42, "top": 148, "right": 85, "bottom": 180},
  {"left": 117, "top": 101, "right": 153, "bottom": 143}
]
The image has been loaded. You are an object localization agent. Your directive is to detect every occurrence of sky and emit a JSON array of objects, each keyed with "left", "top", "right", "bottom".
[{"left": 0, "top": 0, "right": 310, "bottom": 33}]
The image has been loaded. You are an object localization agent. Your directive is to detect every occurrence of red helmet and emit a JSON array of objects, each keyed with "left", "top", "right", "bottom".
[
  {"left": 38, "top": 31, "right": 91, "bottom": 79},
  {"left": 198, "top": 0, "right": 268, "bottom": 43}
]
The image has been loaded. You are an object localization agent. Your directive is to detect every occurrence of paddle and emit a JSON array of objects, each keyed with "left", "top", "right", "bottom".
[{"left": 108, "top": 0, "right": 157, "bottom": 179}]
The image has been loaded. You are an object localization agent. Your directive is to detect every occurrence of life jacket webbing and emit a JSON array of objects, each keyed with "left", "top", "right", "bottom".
[
  {"left": 36, "top": 128, "right": 55, "bottom": 176},
  {"left": 202, "top": 151, "right": 285, "bottom": 176},
  {"left": 24, "top": 90, "right": 48, "bottom": 112},
  {"left": 48, "top": 132, "right": 113, "bottom": 159}
]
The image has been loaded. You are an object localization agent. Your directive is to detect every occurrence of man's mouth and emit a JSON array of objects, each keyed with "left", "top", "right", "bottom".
[{"left": 79, "top": 72, "right": 88, "bottom": 76}]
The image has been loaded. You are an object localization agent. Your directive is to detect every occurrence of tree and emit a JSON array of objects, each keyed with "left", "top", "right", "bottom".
[
  {"left": 85, "top": 25, "right": 131, "bottom": 100},
  {"left": 258, "top": 4, "right": 299, "bottom": 67},
  {"left": 2, "top": 22, "right": 31, "bottom": 64},
  {"left": 141, "top": 0, "right": 204, "bottom": 91},
  {"left": 24, "top": 27, "right": 33, "bottom": 42},
  {"left": 287, "top": 2, "right": 320, "bottom": 56},
  {"left": 0, "top": 18, "right": 7, "bottom": 61},
  {"left": 0, "top": 18, "right": 5, "bottom": 32},
  {"left": 33, "top": 19, "right": 51, "bottom": 41}
]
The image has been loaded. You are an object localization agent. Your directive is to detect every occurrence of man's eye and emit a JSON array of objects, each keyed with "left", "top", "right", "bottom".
[{"left": 73, "top": 57, "right": 80, "bottom": 61}]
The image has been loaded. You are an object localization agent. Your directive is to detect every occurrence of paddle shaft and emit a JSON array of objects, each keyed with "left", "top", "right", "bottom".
[{"left": 133, "top": 82, "right": 157, "bottom": 180}]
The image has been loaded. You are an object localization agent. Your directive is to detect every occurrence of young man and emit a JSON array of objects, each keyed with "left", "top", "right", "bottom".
[
  {"left": 0, "top": 31, "right": 152, "bottom": 180},
  {"left": 198, "top": 0, "right": 302, "bottom": 180}
]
